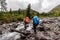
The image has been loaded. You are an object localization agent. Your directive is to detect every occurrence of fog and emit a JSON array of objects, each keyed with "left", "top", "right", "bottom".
[{"left": 6, "top": 0, "right": 60, "bottom": 13}]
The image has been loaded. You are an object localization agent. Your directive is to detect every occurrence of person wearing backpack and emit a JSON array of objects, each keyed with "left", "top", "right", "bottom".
[
  {"left": 33, "top": 16, "right": 39, "bottom": 34},
  {"left": 24, "top": 17, "right": 30, "bottom": 30}
]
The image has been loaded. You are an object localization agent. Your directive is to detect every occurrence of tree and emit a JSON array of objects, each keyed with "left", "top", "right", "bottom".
[
  {"left": 18, "top": 8, "right": 21, "bottom": 14},
  {"left": 10, "top": 8, "right": 12, "bottom": 14},
  {"left": 26, "top": 4, "right": 31, "bottom": 18},
  {"left": 0, "top": 0, "right": 7, "bottom": 12}
]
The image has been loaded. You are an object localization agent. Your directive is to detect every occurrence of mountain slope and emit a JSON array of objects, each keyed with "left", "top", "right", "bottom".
[{"left": 50, "top": 5, "right": 60, "bottom": 13}]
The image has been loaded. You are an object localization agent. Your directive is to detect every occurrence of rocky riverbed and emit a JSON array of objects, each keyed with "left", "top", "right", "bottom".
[{"left": 0, "top": 17, "right": 60, "bottom": 40}]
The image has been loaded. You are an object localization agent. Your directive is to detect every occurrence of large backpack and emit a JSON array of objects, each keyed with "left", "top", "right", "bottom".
[
  {"left": 24, "top": 17, "right": 30, "bottom": 24},
  {"left": 33, "top": 16, "right": 39, "bottom": 26}
]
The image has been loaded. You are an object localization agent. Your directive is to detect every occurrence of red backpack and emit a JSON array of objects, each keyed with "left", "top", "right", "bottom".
[{"left": 24, "top": 17, "right": 30, "bottom": 23}]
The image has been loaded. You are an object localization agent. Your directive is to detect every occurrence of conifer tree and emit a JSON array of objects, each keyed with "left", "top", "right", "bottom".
[
  {"left": 0, "top": 0, "right": 7, "bottom": 12},
  {"left": 26, "top": 4, "right": 31, "bottom": 18}
]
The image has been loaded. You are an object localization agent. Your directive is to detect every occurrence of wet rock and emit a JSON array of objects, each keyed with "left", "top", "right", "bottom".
[
  {"left": 40, "top": 37, "right": 47, "bottom": 40},
  {"left": 0, "top": 17, "right": 60, "bottom": 40},
  {"left": 0, "top": 31, "right": 2, "bottom": 35}
]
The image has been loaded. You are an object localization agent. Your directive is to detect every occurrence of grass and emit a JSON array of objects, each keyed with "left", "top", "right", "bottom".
[{"left": 0, "top": 5, "right": 60, "bottom": 24}]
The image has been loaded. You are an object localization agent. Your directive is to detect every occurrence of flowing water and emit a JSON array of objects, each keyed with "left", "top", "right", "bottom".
[
  {"left": 0, "top": 18, "right": 60, "bottom": 40},
  {"left": 0, "top": 22, "right": 34, "bottom": 40}
]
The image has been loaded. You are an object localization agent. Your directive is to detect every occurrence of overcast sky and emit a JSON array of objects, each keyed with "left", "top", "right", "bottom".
[{"left": 6, "top": 0, "right": 60, "bottom": 13}]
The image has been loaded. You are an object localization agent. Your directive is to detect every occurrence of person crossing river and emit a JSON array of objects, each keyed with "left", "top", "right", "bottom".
[
  {"left": 33, "top": 16, "right": 39, "bottom": 34},
  {"left": 24, "top": 16, "right": 30, "bottom": 30},
  {"left": 24, "top": 16, "right": 40, "bottom": 34}
]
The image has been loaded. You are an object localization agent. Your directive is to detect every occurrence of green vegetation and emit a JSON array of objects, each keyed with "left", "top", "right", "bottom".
[
  {"left": 0, "top": 4, "right": 60, "bottom": 24},
  {"left": 26, "top": 4, "right": 31, "bottom": 18}
]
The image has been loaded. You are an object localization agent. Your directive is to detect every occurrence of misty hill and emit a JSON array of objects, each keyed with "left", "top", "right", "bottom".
[
  {"left": 50, "top": 5, "right": 60, "bottom": 13},
  {"left": 0, "top": 4, "right": 60, "bottom": 24}
]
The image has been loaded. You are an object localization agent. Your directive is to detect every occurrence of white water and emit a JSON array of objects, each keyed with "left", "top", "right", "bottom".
[
  {"left": 0, "top": 22, "right": 33, "bottom": 40},
  {"left": 6, "top": 0, "right": 60, "bottom": 13},
  {"left": 1, "top": 32, "right": 20, "bottom": 40}
]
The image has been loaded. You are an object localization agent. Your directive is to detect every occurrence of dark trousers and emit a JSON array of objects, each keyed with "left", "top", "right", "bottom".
[
  {"left": 24, "top": 22, "right": 29, "bottom": 30},
  {"left": 33, "top": 24, "right": 37, "bottom": 34}
]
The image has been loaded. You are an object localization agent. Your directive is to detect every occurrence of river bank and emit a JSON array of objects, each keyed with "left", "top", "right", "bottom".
[{"left": 0, "top": 17, "right": 60, "bottom": 40}]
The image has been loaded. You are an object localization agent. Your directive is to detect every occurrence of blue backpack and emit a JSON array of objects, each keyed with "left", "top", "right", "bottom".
[{"left": 33, "top": 16, "right": 39, "bottom": 26}]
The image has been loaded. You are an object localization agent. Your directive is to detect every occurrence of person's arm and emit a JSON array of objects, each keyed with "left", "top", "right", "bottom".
[{"left": 39, "top": 19, "right": 42, "bottom": 25}]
